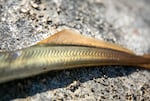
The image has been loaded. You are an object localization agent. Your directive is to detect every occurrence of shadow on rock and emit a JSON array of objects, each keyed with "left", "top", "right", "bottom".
[{"left": 0, "top": 66, "right": 147, "bottom": 100}]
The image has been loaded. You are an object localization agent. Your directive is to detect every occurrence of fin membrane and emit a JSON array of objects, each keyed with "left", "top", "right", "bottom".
[{"left": 37, "top": 29, "right": 135, "bottom": 54}]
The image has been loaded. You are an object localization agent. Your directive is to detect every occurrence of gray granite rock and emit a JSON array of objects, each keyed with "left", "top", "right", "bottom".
[{"left": 0, "top": 0, "right": 150, "bottom": 101}]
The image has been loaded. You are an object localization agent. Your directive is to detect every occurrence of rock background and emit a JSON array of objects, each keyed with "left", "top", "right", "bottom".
[{"left": 0, "top": 0, "right": 150, "bottom": 100}]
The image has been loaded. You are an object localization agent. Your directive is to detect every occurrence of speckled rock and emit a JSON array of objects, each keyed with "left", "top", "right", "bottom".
[{"left": 0, "top": 0, "right": 150, "bottom": 101}]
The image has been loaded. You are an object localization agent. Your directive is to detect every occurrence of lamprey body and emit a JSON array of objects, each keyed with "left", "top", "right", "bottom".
[{"left": 0, "top": 45, "right": 150, "bottom": 83}]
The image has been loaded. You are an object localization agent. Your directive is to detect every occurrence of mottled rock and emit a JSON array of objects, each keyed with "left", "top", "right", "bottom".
[{"left": 0, "top": 0, "right": 150, "bottom": 101}]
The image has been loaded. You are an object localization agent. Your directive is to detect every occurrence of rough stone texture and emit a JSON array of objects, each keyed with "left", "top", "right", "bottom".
[{"left": 0, "top": 0, "right": 150, "bottom": 101}]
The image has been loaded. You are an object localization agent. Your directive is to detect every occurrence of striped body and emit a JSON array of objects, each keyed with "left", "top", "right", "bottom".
[{"left": 0, "top": 45, "right": 150, "bottom": 83}]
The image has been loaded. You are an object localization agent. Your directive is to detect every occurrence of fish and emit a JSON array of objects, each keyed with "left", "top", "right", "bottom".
[{"left": 0, "top": 29, "right": 150, "bottom": 83}]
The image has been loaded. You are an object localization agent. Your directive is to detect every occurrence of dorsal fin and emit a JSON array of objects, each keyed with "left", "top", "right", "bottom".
[
  {"left": 37, "top": 29, "right": 134, "bottom": 54},
  {"left": 143, "top": 54, "right": 150, "bottom": 59}
]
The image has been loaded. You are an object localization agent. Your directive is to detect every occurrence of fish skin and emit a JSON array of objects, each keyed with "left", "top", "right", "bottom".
[
  {"left": 38, "top": 29, "right": 135, "bottom": 54},
  {"left": 0, "top": 29, "right": 150, "bottom": 83},
  {"left": 0, "top": 44, "right": 150, "bottom": 83}
]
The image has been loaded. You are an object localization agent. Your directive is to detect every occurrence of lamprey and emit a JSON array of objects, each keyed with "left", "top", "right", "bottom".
[
  {"left": 0, "top": 44, "right": 150, "bottom": 83},
  {"left": 0, "top": 29, "right": 150, "bottom": 83}
]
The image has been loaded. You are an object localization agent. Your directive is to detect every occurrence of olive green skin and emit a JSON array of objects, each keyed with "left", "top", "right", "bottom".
[{"left": 0, "top": 44, "right": 149, "bottom": 83}]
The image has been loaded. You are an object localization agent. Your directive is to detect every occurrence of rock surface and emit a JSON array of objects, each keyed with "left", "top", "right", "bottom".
[{"left": 0, "top": 0, "right": 150, "bottom": 100}]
